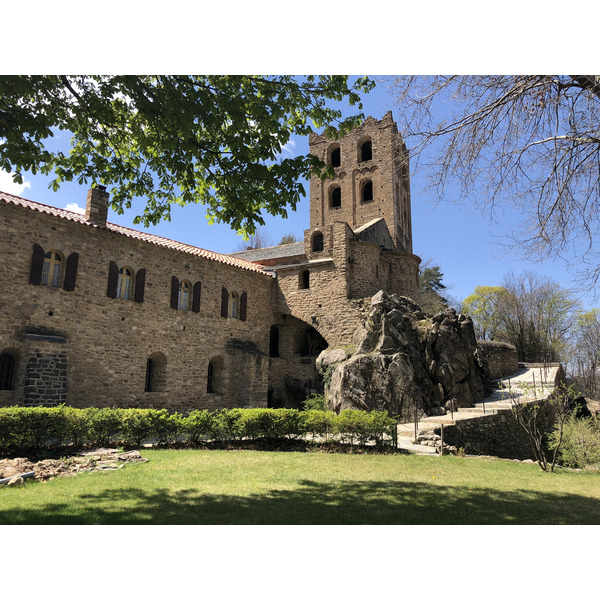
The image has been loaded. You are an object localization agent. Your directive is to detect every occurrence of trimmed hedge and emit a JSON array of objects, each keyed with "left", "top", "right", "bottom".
[{"left": 0, "top": 406, "right": 396, "bottom": 453}]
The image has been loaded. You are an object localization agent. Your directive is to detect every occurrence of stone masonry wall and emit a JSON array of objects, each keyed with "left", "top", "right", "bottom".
[
  {"left": 0, "top": 200, "right": 274, "bottom": 411},
  {"left": 479, "top": 340, "right": 519, "bottom": 380},
  {"left": 434, "top": 402, "right": 555, "bottom": 460},
  {"left": 308, "top": 112, "right": 412, "bottom": 253}
]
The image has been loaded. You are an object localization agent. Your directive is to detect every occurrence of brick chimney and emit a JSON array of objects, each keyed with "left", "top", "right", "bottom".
[{"left": 85, "top": 185, "right": 109, "bottom": 227}]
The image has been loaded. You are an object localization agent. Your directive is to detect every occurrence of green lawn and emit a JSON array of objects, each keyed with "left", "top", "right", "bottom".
[{"left": 1, "top": 449, "right": 599, "bottom": 524}]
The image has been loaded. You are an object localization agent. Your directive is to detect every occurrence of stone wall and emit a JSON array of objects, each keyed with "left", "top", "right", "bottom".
[
  {"left": 434, "top": 402, "right": 555, "bottom": 460},
  {"left": 0, "top": 198, "right": 274, "bottom": 411},
  {"left": 478, "top": 340, "right": 519, "bottom": 380}
]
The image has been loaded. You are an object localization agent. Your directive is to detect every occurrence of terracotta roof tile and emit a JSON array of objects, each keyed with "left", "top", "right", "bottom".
[{"left": 0, "top": 190, "right": 274, "bottom": 277}]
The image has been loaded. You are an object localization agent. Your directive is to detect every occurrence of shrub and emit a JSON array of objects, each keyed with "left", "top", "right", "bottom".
[
  {"left": 300, "top": 410, "right": 336, "bottom": 442},
  {"left": 148, "top": 409, "right": 184, "bottom": 445},
  {"left": 121, "top": 409, "right": 153, "bottom": 447},
  {"left": 548, "top": 415, "right": 600, "bottom": 469},
  {"left": 302, "top": 394, "right": 326, "bottom": 411},
  {"left": 87, "top": 407, "right": 123, "bottom": 447},
  {"left": 59, "top": 406, "right": 91, "bottom": 448},
  {"left": 213, "top": 409, "right": 244, "bottom": 441},
  {"left": 365, "top": 411, "right": 395, "bottom": 447},
  {"left": 184, "top": 410, "right": 214, "bottom": 443},
  {"left": 336, "top": 410, "right": 371, "bottom": 447}
]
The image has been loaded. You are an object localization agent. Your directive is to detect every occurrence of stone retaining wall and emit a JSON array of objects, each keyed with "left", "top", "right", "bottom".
[
  {"left": 478, "top": 340, "right": 519, "bottom": 380},
  {"left": 434, "top": 401, "right": 555, "bottom": 460}
]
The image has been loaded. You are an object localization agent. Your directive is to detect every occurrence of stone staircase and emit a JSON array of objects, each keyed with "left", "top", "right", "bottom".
[{"left": 396, "top": 363, "right": 562, "bottom": 453}]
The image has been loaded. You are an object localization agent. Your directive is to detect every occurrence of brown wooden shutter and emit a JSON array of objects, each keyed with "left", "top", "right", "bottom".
[
  {"left": 170, "top": 276, "right": 179, "bottom": 309},
  {"left": 63, "top": 252, "right": 79, "bottom": 291},
  {"left": 192, "top": 281, "right": 202, "bottom": 313},
  {"left": 221, "top": 287, "right": 228, "bottom": 318},
  {"left": 134, "top": 268, "right": 146, "bottom": 303},
  {"left": 107, "top": 261, "right": 118, "bottom": 298},
  {"left": 240, "top": 291, "right": 247, "bottom": 322},
  {"left": 29, "top": 243, "right": 45, "bottom": 285}
]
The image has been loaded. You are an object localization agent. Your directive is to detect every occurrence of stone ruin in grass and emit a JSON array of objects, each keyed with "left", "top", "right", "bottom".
[{"left": 317, "top": 291, "right": 490, "bottom": 420}]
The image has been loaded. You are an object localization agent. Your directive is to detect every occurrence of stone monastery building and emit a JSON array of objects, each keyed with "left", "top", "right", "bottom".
[{"left": 0, "top": 112, "right": 421, "bottom": 411}]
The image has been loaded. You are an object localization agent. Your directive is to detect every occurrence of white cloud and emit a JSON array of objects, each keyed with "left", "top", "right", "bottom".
[
  {"left": 0, "top": 170, "right": 31, "bottom": 196},
  {"left": 65, "top": 202, "right": 85, "bottom": 215},
  {"left": 281, "top": 139, "right": 296, "bottom": 155}
]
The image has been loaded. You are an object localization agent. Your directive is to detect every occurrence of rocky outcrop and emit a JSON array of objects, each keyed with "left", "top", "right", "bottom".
[{"left": 317, "top": 291, "right": 488, "bottom": 420}]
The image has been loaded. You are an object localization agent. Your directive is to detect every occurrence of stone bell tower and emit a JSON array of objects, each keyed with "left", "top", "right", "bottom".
[{"left": 307, "top": 111, "right": 413, "bottom": 253}]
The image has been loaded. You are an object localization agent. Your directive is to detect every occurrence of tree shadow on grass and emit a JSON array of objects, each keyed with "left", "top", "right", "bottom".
[{"left": 2, "top": 479, "right": 600, "bottom": 524}]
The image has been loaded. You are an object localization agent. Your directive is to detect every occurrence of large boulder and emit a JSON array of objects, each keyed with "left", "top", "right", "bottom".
[{"left": 320, "top": 291, "right": 488, "bottom": 419}]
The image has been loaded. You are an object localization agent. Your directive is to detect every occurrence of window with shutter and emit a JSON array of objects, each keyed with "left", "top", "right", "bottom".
[
  {"left": 42, "top": 251, "right": 63, "bottom": 287},
  {"left": 170, "top": 276, "right": 180, "bottom": 309},
  {"left": 192, "top": 281, "right": 201, "bottom": 313},
  {"left": 107, "top": 262, "right": 119, "bottom": 298},
  {"left": 178, "top": 280, "right": 192, "bottom": 311},
  {"left": 117, "top": 267, "right": 134, "bottom": 300},
  {"left": 29, "top": 243, "right": 45, "bottom": 285},
  {"left": 221, "top": 287, "right": 229, "bottom": 318},
  {"left": 229, "top": 291, "right": 240, "bottom": 319},
  {"left": 134, "top": 269, "right": 146, "bottom": 303},
  {"left": 240, "top": 292, "right": 247, "bottom": 321},
  {"left": 63, "top": 253, "right": 79, "bottom": 291}
]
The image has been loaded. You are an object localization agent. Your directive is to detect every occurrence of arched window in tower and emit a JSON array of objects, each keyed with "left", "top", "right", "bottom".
[
  {"left": 329, "top": 146, "right": 341, "bottom": 168},
  {"left": 362, "top": 180, "right": 373, "bottom": 203},
  {"left": 330, "top": 186, "right": 341, "bottom": 208},
  {"left": 360, "top": 140, "right": 372, "bottom": 162},
  {"left": 312, "top": 232, "right": 324, "bottom": 252}
]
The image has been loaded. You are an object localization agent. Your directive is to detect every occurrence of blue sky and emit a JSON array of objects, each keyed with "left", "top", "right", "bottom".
[{"left": 0, "top": 77, "right": 594, "bottom": 309}]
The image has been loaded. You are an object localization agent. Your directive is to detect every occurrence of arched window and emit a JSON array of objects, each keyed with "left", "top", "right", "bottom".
[
  {"left": 362, "top": 180, "right": 373, "bottom": 203},
  {"left": 312, "top": 232, "right": 324, "bottom": 252},
  {"left": 117, "top": 267, "right": 134, "bottom": 300},
  {"left": 207, "top": 361, "right": 214, "bottom": 393},
  {"left": 360, "top": 140, "right": 372, "bottom": 162},
  {"left": 145, "top": 358, "right": 154, "bottom": 392},
  {"left": 269, "top": 325, "right": 280, "bottom": 357},
  {"left": 229, "top": 291, "right": 240, "bottom": 319},
  {"left": 178, "top": 280, "right": 192, "bottom": 311},
  {"left": 42, "top": 251, "right": 63, "bottom": 287},
  {"left": 330, "top": 186, "right": 341, "bottom": 208},
  {"left": 145, "top": 352, "right": 166, "bottom": 392},
  {"left": 299, "top": 270, "right": 310, "bottom": 290},
  {"left": 0, "top": 352, "right": 15, "bottom": 390},
  {"left": 207, "top": 356, "right": 223, "bottom": 394},
  {"left": 329, "top": 146, "right": 341, "bottom": 168}
]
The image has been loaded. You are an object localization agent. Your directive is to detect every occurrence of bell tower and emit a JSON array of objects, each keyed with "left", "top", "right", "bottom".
[{"left": 308, "top": 111, "right": 412, "bottom": 252}]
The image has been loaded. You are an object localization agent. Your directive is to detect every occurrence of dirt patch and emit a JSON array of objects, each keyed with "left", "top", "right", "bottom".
[{"left": 0, "top": 449, "right": 148, "bottom": 486}]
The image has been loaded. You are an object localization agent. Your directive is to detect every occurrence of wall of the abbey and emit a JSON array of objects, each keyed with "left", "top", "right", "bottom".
[
  {"left": 0, "top": 113, "right": 423, "bottom": 412},
  {"left": 0, "top": 197, "right": 274, "bottom": 411}
]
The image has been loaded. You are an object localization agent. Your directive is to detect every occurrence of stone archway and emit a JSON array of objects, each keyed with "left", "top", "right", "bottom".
[{"left": 267, "top": 314, "right": 329, "bottom": 409}]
